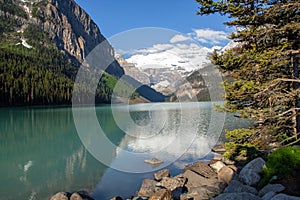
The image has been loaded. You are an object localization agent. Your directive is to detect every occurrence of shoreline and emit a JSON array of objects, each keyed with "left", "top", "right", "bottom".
[{"left": 50, "top": 144, "right": 300, "bottom": 200}]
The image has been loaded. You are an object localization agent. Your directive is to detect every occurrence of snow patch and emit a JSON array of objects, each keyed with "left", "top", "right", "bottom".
[{"left": 21, "top": 38, "right": 33, "bottom": 49}]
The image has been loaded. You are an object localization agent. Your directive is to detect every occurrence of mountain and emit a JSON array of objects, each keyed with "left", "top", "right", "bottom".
[
  {"left": 121, "top": 38, "right": 226, "bottom": 100},
  {"left": 0, "top": 0, "right": 165, "bottom": 106}
]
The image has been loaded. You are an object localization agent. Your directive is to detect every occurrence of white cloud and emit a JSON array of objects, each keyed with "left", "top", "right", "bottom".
[
  {"left": 191, "top": 28, "right": 229, "bottom": 45},
  {"left": 170, "top": 34, "right": 191, "bottom": 43}
]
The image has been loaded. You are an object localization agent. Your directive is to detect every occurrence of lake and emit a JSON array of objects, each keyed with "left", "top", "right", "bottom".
[{"left": 0, "top": 102, "right": 251, "bottom": 200}]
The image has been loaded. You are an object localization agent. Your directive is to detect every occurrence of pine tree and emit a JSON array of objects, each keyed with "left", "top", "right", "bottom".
[{"left": 196, "top": 0, "right": 300, "bottom": 155}]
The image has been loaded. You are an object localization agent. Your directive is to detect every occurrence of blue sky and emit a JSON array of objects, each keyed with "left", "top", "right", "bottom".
[{"left": 75, "top": 0, "right": 231, "bottom": 38}]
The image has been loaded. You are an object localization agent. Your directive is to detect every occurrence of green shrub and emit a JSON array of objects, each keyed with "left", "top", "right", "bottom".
[
  {"left": 259, "top": 146, "right": 300, "bottom": 187},
  {"left": 223, "top": 128, "right": 259, "bottom": 160}
]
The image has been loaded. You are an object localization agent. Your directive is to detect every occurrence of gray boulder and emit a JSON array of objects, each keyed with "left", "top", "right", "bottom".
[
  {"left": 258, "top": 184, "right": 285, "bottom": 197},
  {"left": 270, "top": 194, "right": 300, "bottom": 200},
  {"left": 224, "top": 180, "right": 258, "bottom": 195},
  {"left": 239, "top": 157, "right": 266, "bottom": 186},
  {"left": 262, "top": 192, "right": 277, "bottom": 200},
  {"left": 214, "top": 192, "right": 262, "bottom": 200}
]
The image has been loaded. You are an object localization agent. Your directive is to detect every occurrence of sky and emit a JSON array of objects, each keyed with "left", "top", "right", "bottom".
[{"left": 75, "top": 0, "right": 232, "bottom": 39}]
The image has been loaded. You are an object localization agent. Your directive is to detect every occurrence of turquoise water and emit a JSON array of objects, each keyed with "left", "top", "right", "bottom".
[{"left": 0, "top": 103, "right": 251, "bottom": 200}]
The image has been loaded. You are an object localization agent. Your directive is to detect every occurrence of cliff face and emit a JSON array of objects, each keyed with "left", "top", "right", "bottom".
[
  {"left": 40, "top": 0, "right": 107, "bottom": 62},
  {"left": 3, "top": 0, "right": 124, "bottom": 76}
]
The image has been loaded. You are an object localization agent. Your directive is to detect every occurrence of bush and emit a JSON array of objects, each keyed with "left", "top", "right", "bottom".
[{"left": 259, "top": 146, "right": 300, "bottom": 187}]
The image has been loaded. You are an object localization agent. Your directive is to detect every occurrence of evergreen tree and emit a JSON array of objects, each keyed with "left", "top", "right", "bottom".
[{"left": 196, "top": 0, "right": 300, "bottom": 155}]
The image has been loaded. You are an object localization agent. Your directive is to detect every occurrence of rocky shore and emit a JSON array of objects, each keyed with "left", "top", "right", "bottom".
[{"left": 50, "top": 144, "right": 300, "bottom": 200}]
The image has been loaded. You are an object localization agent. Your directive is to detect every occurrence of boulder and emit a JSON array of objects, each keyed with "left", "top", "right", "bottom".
[
  {"left": 156, "top": 176, "right": 186, "bottom": 199},
  {"left": 224, "top": 180, "right": 258, "bottom": 195},
  {"left": 210, "top": 161, "right": 226, "bottom": 172},
  {"left": 262, "top": 192, "right": 277, "bottom": 200},
  {"left": 50, "top": 192, "right": 70, "bottom": 200},
  {"left": 218, "top": 166, "right": 235, "bottom": 184},
  {"left": 110, "top": 197, "right": 123, "bottom": 200},
  {"left": 239, "top": 157, "right": 266, "bottom": 186},
  {"left": 70, "top": 191, "right": 94, "bottom": 200},
  {"left": 214, "top": 192, "right": 262, "bottom": 200},
  {"left": 213, "top": 154, "right": 224, "bottom": 161},
  {"left": 70, "top": 193, "right": 83, "bottom": 200},
  {"left": 270, "top": 194, "right": 300, "bottom": 200},
  {"left": 258, "top": 184, "right": 285, "bottom": 197},
  {"left": 212, "top": 144, "right": 226, "bottom": 154},
  {"left": 138, "top": 179, "right": 159, "bottom": 197},
  {"left": 145, "top": 158, "right": 163, "bottom": 165},
  {"left": 154, "top": 169, "right": 170, "bottom": 181},
  {"left": 180, "top": 186, "right": 218, "bottom": 200},
  {"left": 178, "top": 170, "right": 223, "bottom": 192},
  {"left": 149, "top": 189, "right": 172, "bottom": 200},
  {"left": 184, "top": 161, "right": 217, "bottom": 179}
]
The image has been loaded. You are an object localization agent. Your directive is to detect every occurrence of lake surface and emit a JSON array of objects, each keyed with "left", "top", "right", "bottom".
[{"left": 0, "top": 102, "right": 251, "bottom": 200}]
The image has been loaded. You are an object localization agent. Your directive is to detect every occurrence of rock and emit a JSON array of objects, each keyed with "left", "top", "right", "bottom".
[
  {"left": 149, "top": 189, "right": 172, "bottom": 200},
  {"left": 270, "top": 194, "right": 300, "bottom": 200},
  {"left": 224, "top": 180, "right": 258, "bottom": 195},
  {"left": 218, "top": 166, "right": 235, "bottom": 184},
  {"left": 145, "top": 158, "right": 163, "bottom": 165},
  {"left": 180, "top": 186, "right": 218, "bottom": 200},
  {"left": 239, "top": 157, "right": 266, "bottom": 186},
  {"left": 223, "top": 159, "right": 236, "bottom": 165},
  {"left": 212, "top": 144, "right": 226, "bottom": 154},
  {"left": 213, "top": 154, "right": 224, "bottom": 161},
  {"left": 111, "top": 197, "right": 123, "bottom": 200},
  {"left": 50, "top": 192, "right": 70, "bottom": 200},
  {"left": 262, "top": 192, "right": 277, "bottom": 200},
  {"left": 138, "top": 179, "right": 159, "bottom": 197},
  {"left": 210, "top": 161, "right": 226, "bottom": 172},
  {"left": 228, "top": 164, "right": 238, "bottom": 172},
  {"left": 178, "top": 170, "right": 223, "bottom": 192},
  {"left": 184, "top": 161, "right": 217, "bottom": 179},
  {"left": 258, "top": 184, "right": 285, "bottom": 197},
  {"left": 156, "top": 176, "right": 186, "bottom": 199},
  {"left": 154, "top": 169, "right": 170, "bottom": 181},
  {"left": 214, "top": 192, "right": 262, "bottom": 200},
  {"left": 70, "top": 193, "right": 83, "bottom": 200}
]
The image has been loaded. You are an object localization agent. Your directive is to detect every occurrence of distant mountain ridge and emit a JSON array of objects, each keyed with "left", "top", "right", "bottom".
[{"left": 0, "top": 0, "right": 165, "bottom": 106}]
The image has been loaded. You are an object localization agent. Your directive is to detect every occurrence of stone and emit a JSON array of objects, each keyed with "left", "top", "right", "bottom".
[
  {"left": 50, "top": 192, "right": 70, "bottom": 200},
  {"left": 149, "top": 189, "right": 172, "bottom": 200},
  {"left": 138, "top": 179, "right": 159, "bottom": 197},
  {"left": 213, "top": 154, "right": 224, "bottom": 161},
  {"left": 228, "top": 164, "right": 238, "bottom": 172},
  {"left": 180, "top": 186, "right": 218, "bottom": 200},
  {"left": 258, "top": 184, "right": 285, "bottom": 197},
  {"left": 270, "top": 194, "right": 300, "bottom": 200},
  {"left": 70, "top": 193, "right": 83, "bottom": 200},
  {"left": 184, "top": 161, "right": 217, "bottom": 179},
  {"left": 178, "top": 170, "right": 222, "bottom": 192},
  {"left": 145, "top": 158, "right": 163, "bottom": 165},
  {"left": 214, "top": 192, "right": 262, "bottom": 200},
  {"left": 218, "top": 166, "right": 235, "bottom": 184},
  {"left": 224, "top": 180, "right": 258, "bottom": 195},
  {"left": 239, "top": 157, "right": 266, "bottom": 186},
  {"left": 70, "top": 192, "right": 94, "bottom": 200},
  {"left": 156, "top": 176, "right": 186, "bottom": 199},
  {"left": 210, "top": 161, "right": 226, "bottom": 172},
  {"left": 111, "top": 197, "right": 123, "bottom": 200},
  {"left": 212, "top": 144, "right": 226, "bottom": 154},
  {"left": 154, "top": 169, "right": 170, "bottom": 181},
  {"left": 262, "top": 192, "right": 277, "bottom": 200}
]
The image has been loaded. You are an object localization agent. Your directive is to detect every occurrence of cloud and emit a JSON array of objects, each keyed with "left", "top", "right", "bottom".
[
  {"left": 170, "top": 34, "right": 191, "bottom": 43},
  {"left": 190, "top": 28, "right": 229, "bottom": 45}
]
